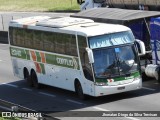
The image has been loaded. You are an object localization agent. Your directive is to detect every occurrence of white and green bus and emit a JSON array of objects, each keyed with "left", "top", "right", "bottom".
[{"left": 9, "top": 16, "right": 144, "bottom": 99}]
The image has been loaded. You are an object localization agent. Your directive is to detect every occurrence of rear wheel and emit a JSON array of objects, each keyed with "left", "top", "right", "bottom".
[
  {"left": 75, "top": 81, "right": 86, "bottom": 100},
  {"left": 24, "top": 69, "right": 32, "bottom": 87},
  {"left": 31, "top": 71, "right": 40, "bottom": 89}
]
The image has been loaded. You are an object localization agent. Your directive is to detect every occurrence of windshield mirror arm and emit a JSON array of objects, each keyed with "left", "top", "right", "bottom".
[{"left": 86, "top": 47, "right": 94, "bottom": 63}]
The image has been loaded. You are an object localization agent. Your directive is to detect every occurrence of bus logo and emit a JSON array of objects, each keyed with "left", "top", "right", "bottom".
[
  {"left": 11, "top": 49, "right": 22, "bottom": 57},
  {"left": 56, "top": 57, "right": 78, "bottom": 69}
]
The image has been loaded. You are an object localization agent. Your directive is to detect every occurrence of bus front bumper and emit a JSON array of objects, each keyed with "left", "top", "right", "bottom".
[{"left": 94, "top": 78, "right": 142, "bottom": 97}]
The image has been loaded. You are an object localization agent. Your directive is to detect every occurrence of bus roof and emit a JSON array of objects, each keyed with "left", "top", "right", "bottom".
[{"left": 9, "top": 16, "right": 131, "bottom": 37}]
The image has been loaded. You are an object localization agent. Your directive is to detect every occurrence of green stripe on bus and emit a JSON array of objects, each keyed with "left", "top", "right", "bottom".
[
  {"left": 40, "top": 63, "right": 45, "bottom": 74},
  {"left": 114, "top": 72, "right": 140, "bottom": 81},
  {"left": 45, "top": 53, "right": 55, "bottom": 65},
  {"left": 54, "top": 55, "right": 79, "bottom": 70},
  {"left": 10, "top": 47, "right": 27, "bottom": 60},
  {"left": 10, "top": 47, "right": 80, "bottom": 70},
  {"left": 45, "top": 53, "right": 80, "bottom": 70},
  {"left": 36, "top": 52, "right": 41, "bottom": 62},
  {"left": 95, "top": 71, "right": 140, "bottom": 83},
  {"left": 25, "top": 50, "right": 30, "bottom": 60}
]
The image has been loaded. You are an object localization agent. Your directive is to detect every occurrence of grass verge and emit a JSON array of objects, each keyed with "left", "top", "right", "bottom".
[{"left": 0, "top": 0, "right": 79, "bottom": 12}]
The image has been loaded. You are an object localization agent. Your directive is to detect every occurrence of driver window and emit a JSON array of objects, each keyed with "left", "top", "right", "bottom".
[{"left": 78, "top": 35, "right": 93, "bottom": 81}]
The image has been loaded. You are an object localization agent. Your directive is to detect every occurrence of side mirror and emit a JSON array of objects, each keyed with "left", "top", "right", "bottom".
[
  {"left": 86, "top": 47, "right": 94, "bottom": 63},
  {"left": 135, "top": 39, "right": 146, "bottom": 56}
]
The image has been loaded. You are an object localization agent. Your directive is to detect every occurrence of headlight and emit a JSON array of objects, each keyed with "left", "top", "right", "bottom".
[{"left": 95, "top": 82, "right": 107, "bottom": 86}]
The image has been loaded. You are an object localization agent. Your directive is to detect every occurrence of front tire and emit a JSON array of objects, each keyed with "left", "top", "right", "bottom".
[
  {"left": 31, "top": 71, "right": 40, "bottom": 89},
  {"left": 75, "top": 81, "right": 86, "bottom": 100}
]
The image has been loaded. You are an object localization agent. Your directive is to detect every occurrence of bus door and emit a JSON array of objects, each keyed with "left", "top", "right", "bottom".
[{"left": 78, "top": 35, "right": 95, "bottom": 95}]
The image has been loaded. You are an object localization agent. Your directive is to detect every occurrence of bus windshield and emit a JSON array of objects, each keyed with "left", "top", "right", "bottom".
[
  {"left": 92, "top": 45, "right": 139, "bottom": 78},
  {"left": 89, "top": 31, "right": 139, "bottom": 78}
]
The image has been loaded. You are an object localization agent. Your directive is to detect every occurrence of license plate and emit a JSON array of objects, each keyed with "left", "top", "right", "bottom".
[{"left": 117, "top": 86, "right": 125, "bottom": 90}]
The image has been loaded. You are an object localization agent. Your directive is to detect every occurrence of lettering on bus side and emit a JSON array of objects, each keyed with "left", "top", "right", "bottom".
[
  {"left": 55, "top": 56, "right": 79, "bottom": 70},
  {"left": 11, "top": 48, "right": 22, "bottom": 57},
  {"left": 56, "top": 57, "right": 74, "bottom": 67},
  {"left": 10, "top": 47, "right": 28, "bottom": 60}
]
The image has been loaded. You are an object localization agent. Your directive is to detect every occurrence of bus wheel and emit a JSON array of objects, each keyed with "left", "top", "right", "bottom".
[
  {"left": 75, "top": 81, "right": 86, "bottom": 100},
  {"left": 24, "top": 68, "right": 32, "bottom": 87},
  {"left": 31, "top": 71, "right": 40, "bottom": 89}
]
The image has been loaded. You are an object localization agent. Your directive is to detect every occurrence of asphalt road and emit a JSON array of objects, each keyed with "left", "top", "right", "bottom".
[{"left": 0, "top": 44, "right": 160, "bottom": 120}]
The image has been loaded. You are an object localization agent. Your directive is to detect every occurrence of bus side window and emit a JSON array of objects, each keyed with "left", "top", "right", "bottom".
[
  {"left": 17, "top": 28, "right": 25, "bottom": 47},
  {"left": 70, "top": 35, "right": 78, "bottom": 56},
  {"left": 55, "top": 33, "right": 66, "bottom": 54},
  {"left": 78, "top": 36, "right": 93, "bottom": 81},
  {"left": 12, "top": 28, "right": 24, "bottom": 47},
  {"left": 24, "top": 29, "right": 33, "bottom": 48},
  {"left": 12, "top": 28, "right": 17, "bottom": 45},
  {"left": 65, "top": 35, "right": 71, "bottom": 55},
  {"left": 33, "top": 30, "right": 43, "bottom": 50},
  {"left": 43, "top": 32, "right": 55, "bottom": 52},
  {"left": 65, "top": 35, "right": 78, "bottom": 56}
]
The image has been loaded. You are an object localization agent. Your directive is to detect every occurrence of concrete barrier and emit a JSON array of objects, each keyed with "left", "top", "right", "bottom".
[{"left": 0, "top": 31, "right": 8, "bottom": 44}]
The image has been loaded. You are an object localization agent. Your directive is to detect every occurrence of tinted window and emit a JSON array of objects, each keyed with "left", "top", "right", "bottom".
[
  {"left": 24, "top": 29, "right": 33, "bottom": 48},
  {"left": 33, "top": 30, "right": 43, "bottom": 50},
  {"left": 9, "top": 27, "right": 78, "bottom": 56},
  {"left": 43, "top": 32, "right": 55, "bottom": 52}
]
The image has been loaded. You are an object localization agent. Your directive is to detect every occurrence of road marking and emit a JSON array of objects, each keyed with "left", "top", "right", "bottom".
[
  {"left": 142, "top": 87, "right": 155, "bottom": 91},
  {"left": 5, "top": 84, "right": 18, "bottom": 88},
  {"left": 93, "top": 107, "right": 140, "bottom": 120},
  {"left": 125, "top": 117, "right": 140, "bottom": 120},
  {"left": 39, "top": 92, "right": 56, "bottom": 97},
  {"left": 93, "top": 106, "right": 110, "bottom": 111},
  {"left": 154, "top": 83, "right": 159, "bottom": 85},
  {"left": 66, "top": 99, "right": 84, "bottom": 105},
  {"left": 22, "top": 88, "right": 32, "bottom": 91}
]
